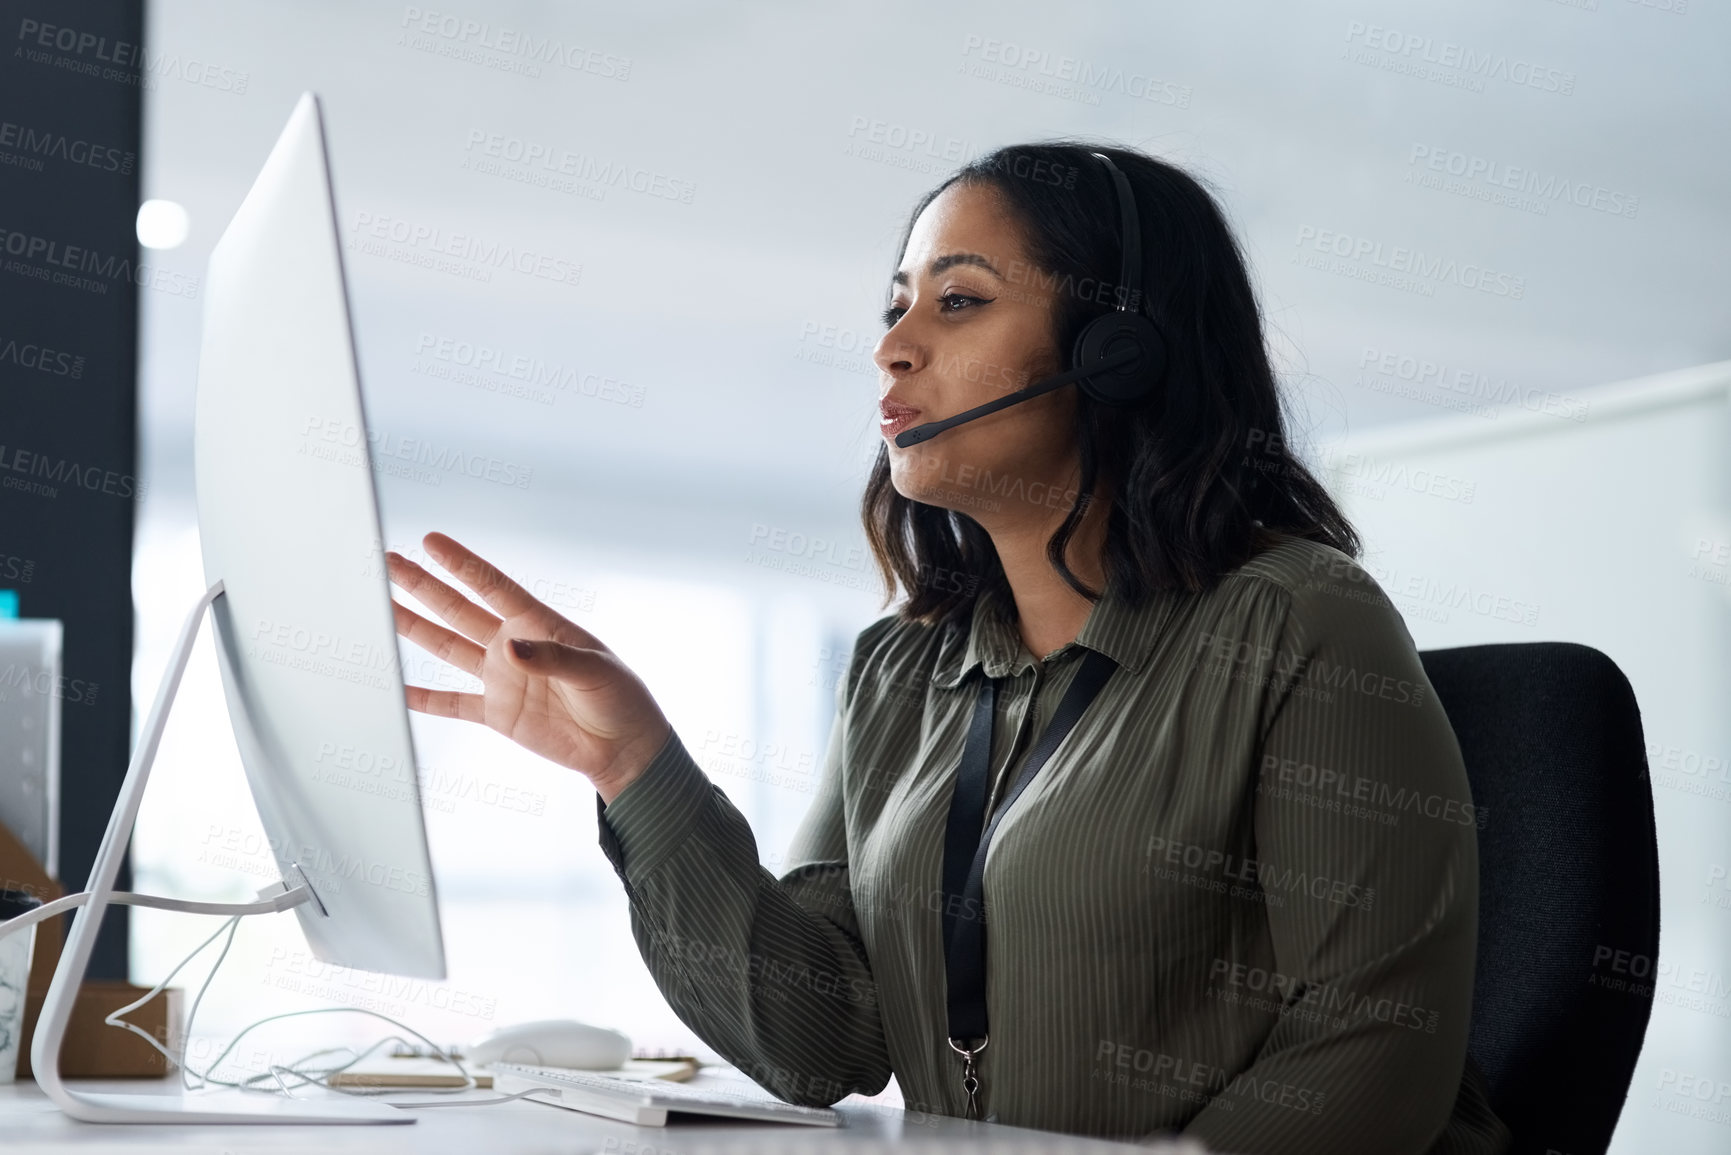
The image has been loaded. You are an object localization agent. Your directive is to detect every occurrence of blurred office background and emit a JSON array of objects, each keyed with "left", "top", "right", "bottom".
[{"left": 11, "top": 0, "right": 1722, "bottom": 1148}]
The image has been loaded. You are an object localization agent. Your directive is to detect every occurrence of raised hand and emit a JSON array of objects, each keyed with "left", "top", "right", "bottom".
[{"left": 387, "top": 532, "right": 671, "bottom": 803}]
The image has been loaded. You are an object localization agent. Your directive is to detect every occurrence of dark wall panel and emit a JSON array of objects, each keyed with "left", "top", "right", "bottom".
[{"left": 0, "top": 0, "right": 144, "bottom": 980}]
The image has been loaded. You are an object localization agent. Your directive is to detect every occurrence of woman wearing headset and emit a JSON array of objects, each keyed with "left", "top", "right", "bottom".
[{"left": 386, "top": 143, "right": 1510, "bottom": 1154}]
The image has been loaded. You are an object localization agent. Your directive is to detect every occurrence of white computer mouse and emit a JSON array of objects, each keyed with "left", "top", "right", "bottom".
[{"left": 466, "top": 1020, "right": 633, "bottom": 1069}]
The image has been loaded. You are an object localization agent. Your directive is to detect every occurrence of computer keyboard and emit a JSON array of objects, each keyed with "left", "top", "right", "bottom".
[{"left": 488, "top": 1063, "right": 842, "bottom": 1127}]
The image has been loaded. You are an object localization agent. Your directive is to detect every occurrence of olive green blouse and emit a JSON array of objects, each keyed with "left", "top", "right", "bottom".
[{"left": 596, "top": 533, "right": 1510, "bottom": 1153}]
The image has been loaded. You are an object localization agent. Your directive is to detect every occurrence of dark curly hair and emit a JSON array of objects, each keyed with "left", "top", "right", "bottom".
[{"left": 862, "top": 141, "right": 1359, "bottom": 625}]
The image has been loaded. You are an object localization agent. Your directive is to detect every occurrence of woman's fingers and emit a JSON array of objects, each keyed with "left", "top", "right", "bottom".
[
  {"left": 402, "top": 684, "right": 486, "bottom": 723},
  {"left": 387, "top": 551, "right": 504, "bottom": 645},
  {"left": 422, "top": 532, "right": 609, "bottom": 653},
  {"left": 423, "top": 532, "right": 542, "bottom": 622},
  {"left": 392, "top": 601, "right": 486, "bottom": 678}
]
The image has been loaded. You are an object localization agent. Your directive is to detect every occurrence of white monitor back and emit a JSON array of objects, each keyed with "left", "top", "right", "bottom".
[{"left": 194, "top": 92, "right": 444, "bottom": 979}]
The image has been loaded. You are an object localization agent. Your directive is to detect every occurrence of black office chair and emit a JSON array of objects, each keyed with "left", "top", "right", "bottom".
[{"left": 1419, "top": 643, "right": 1661, "bottom": 1155}]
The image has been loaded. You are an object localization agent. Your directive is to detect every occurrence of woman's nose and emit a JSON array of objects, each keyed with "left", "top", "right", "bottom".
[{"left": 873, "top": 330, "right": 922, "bottom": 376}]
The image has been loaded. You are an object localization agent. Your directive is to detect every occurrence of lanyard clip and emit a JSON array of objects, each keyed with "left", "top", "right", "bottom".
[{"left": 947, "top": 1035, "right": 988, "bottom": 1120}]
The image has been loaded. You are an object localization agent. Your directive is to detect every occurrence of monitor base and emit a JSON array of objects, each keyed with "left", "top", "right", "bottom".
[
  {"left": 54, "top": 1087, "right": 413, "bottom": 1125},
  {"left": 25, "top": 582, "right": 405, "bottom": 1128}
]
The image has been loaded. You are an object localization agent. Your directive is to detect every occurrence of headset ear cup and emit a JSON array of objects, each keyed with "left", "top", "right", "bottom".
[{"left": 1071, "top": 311, "right": 1166, "bottom": 406}]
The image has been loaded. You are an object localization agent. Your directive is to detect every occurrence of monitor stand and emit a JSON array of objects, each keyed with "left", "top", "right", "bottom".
[{"left": 27, "top": 580, "right": 413, "bottom": 1125}]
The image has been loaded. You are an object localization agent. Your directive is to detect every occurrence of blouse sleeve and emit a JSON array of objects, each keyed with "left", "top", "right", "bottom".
[
  {"left": 1177, "top": 561, "right": 1497, "bottom": 1154},
  {"left": 594, "top": 631, "right": 893, "bottom": 1106}
]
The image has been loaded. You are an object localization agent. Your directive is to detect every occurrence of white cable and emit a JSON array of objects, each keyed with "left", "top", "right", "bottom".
[
  {"left": 246, "top": 1036, "right": 421, "bottom": 1096},
  {"left": 0, "top": 892, "right": 86, "bottom": 940},
  {"left": 190, "top": 1007, "right": 572, "bottom": 1109},
  {"left": 199, "top": 1010, "right": 476, "bottom": 1096},
  {"left": 14, "top": 886, "right": 310, "bottom": 1089},
  {"left": 103, "top": 923, "right": 467, "bottom": 1099},
  {"left": 18, "top": 887, "right": 561, "bottom": 1110},
  {"left": 102, "top": 913, "right": 241, "bottom": 1086},
  {"left": 0, "top": 885, "right": 311, "bottom": 943},
  {"left": 177, "top": 912, "right": 245, "bottom": 1090}
]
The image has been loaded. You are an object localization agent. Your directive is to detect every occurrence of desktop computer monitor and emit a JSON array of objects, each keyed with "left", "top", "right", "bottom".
[
  {"left": 28, "top": 92, "right": 443, "bottom": 1124},
  {"left": 195, "top": 92, "right": 445, "bottom": 982}
]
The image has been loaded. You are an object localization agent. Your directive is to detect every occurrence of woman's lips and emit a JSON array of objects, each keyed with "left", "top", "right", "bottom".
[{"left": 880, "top": 401, "right": 922, "bottom": 442}]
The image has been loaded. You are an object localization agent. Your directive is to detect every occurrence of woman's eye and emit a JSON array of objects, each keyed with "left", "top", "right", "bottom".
[{"left": 880, "top": 293, "right": 993, "bottom": 329}]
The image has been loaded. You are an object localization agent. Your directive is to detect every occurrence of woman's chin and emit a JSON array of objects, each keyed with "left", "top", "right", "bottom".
[
  {"left": 891, "top": 455, "right": 998, "bottom": 514},
  {"left": 889, "top": 478, "right": 946, "bottom": 508}
]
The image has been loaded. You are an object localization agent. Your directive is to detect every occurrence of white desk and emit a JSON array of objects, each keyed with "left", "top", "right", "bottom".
[{"left": 0, "top": 1071, "right": 1205, "bottom": 1153}]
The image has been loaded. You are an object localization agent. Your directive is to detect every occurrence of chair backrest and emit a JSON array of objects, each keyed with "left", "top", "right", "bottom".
[{"left": 1419, "top": 642, "right": 1660, "bottom": 1155}]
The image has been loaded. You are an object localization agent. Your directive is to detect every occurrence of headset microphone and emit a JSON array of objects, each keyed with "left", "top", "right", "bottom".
[{"left": 894, "top": 151, "right": 1169, "bottom": 450}]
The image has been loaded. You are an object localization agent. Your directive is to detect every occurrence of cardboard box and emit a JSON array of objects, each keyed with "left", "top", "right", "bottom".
[{"left": 19, "top": 982, "right": 183, "bottom": 1079}]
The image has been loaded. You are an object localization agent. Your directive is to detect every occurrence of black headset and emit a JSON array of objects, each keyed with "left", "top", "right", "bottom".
[{"left": 893, "top": 150, "right": 1168, "bottom": 448}]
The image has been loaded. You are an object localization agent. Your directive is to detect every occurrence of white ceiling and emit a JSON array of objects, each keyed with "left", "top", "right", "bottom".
[{"left": 137, "top": 0, "right": 1731, "bottom": 548}]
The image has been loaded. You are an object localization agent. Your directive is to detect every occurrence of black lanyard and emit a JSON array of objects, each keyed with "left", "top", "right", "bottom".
[{"left": 939, "top": 645, "right": 1118, "bottom": 1119}]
